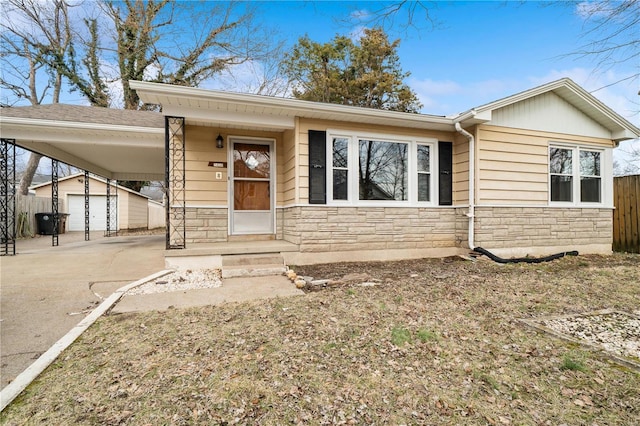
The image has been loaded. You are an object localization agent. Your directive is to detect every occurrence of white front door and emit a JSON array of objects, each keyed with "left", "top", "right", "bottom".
[{"left": 229, "top": 138, "right": 274, "bottom": 235}]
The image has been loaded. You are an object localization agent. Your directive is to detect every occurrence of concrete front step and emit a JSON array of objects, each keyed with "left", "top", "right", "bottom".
[{"left": 221, "top": 253, "right": 287, "bottom": 278}]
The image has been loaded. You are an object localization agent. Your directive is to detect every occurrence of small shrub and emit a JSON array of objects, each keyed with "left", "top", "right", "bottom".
[
  {"left": 560, "top": 353, "right": 587, "bottom": 372},
  {"left": 417, "top": 328, "right": 437, "bottom": 342},
  {"left": 391, "top": 326, "right": 412, "bottom": 346}
]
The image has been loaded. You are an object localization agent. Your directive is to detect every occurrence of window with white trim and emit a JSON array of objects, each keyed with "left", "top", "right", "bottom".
[
  {"left": 417, "top": 144, "right": 431, "bottom": 202},
  {"left": 332, "top": 137, "right": 349, "bottom": 200},
  {"left": 328, "top": 132, "right": 436, "bottom": 205},
  {"left": 549, "top": 145, "right": 603, "bottom": 204},
  {"left": 359, "top": 139, "right": 408, "bottom": 201}
]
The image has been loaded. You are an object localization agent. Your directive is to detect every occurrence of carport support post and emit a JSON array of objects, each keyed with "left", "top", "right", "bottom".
[
  {"left": 84, "top": 170, "right": 90, "bottom": 241},
  {"left": 165, "top": 116, "right": 186, "bottom": 250},
  {"left": 105, "top": 178, "right": 118, "bottom": 237},
  {"left": 0, "top": 138, "right": 16, "bottom": 256},
  {"left": 51, "top": 159, "right": 59, "bottom": 247}
]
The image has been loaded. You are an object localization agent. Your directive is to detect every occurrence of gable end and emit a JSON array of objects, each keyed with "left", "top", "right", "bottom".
[{"left": 489, "top": 91, "right": 612, "bottom": 139}]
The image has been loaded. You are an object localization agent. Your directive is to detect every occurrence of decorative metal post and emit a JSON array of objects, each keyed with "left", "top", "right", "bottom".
[
  {"left": 165, "top": 116, "right": 186, "bottom": 249},
  {"left": 84, "top": 170, "right": 90, "bottom": 241},
  {"left": 0, "top": 139, "right": 16, "bottom": 256},
  {"left": 51, "top": 159, "right": 59, "bottom": 247},
  {"left": 105, "top": 178, "right": 118, "bottom": 237}
]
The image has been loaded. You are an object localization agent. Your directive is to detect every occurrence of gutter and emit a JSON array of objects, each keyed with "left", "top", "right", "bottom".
[{"left": 454, "top": 121, "right": 475, "bottom": 250}]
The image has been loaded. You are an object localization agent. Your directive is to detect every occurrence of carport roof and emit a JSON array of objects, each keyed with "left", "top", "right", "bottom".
[{"left": 0, "top": 104, "right": 164, "bottom": 181}]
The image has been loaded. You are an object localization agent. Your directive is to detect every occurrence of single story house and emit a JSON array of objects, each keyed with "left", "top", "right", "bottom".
[
  {"left": 32, "top": 173, "right": 151, "bottom": 232},
  {"left": 1, "top": 78, "right": 639, "bottom": 263}
]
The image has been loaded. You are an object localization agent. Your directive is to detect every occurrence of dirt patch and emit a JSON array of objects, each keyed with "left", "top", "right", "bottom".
[{"left": 2, "top": 254, "right": 639, "bottom": 425}]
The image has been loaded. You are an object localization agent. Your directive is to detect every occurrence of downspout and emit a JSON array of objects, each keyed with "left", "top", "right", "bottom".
[{"left": 454, "top": 121, "right": 475, "bottom": 250}]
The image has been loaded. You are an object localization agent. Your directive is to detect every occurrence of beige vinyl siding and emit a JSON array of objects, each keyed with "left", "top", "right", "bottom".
[
  {"left": 453, "top": 132, "right": 469, "bottom": 204},
  {"left": 477, "top": 125, "right": 614, "bottom": 205},
  {"left": 125, "top": 194, "right": 149, "bottom": 228},
  {"left": 297, "top": 118, "right": 458, "bottom": 204},
  {"left": 118, "top": 193, "right": 130, "bottom": 228},
  {"left": 185, "top": 126, "right": 227, "bottom": 205},
  {"left": 184, "top": 125, "right": 284, "bottom": 207},
  {"left": 282, "top": 128, "right": 296, "bottom": 205}
]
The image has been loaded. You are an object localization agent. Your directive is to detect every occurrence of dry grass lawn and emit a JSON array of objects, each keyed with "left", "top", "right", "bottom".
[{"left": 2, "top": 254, "right": 639, "bottom": 425}]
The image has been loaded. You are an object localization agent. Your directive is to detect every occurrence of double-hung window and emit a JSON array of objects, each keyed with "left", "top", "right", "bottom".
[
  {"left": 549, "top": 144, "right": 603, "bottom": 204},
  {"left": 417, "top": 144, "right": 431, "bottom": 202},
  {"left": 328, "top": 132, "right": 436, "bottom": 205},
  {"left": 332, "top": 137, "right": 349, "bottom": 200}
]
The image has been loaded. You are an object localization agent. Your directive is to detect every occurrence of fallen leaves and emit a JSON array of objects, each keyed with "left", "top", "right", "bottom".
[{"left": 2, "top": 254, "right": 640, "bottom": 425}]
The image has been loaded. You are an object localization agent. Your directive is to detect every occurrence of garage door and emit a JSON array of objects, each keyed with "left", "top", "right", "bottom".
[{"left": 67, "top": 195, "right": 118, "bottom": 231}]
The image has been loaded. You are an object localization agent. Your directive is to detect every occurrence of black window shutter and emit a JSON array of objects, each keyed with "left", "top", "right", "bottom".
[
  {"left": 438, "top": 141, "right": 453, "bottom": 206},
  {"left": 308, "top": 130, "right": 327, "bottom": 204}
]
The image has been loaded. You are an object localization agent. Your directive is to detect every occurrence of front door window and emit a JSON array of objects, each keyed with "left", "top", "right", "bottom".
[
  {"left": 230, "top": 140, "right": 274, "bottom": 234},
  {"left": 233, "top": 143, "right": 271, "bottom": 211}
]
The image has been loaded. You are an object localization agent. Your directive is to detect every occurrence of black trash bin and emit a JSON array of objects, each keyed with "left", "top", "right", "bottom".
[{"left": 35, "top": 213, "right": 62, "bottom": 235}]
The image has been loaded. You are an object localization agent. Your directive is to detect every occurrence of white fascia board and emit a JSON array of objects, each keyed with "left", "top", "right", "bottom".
[
  {"left": 161, "top": 104, "right": 296, "bottom": 130},
  {"left": 131, "top": 80, "right": 454, "bottom": 130},
  {"left": 612, "top": 129, "right": 639, "bottom": 142},
  {"left": 565, "top": 85, "right": 640, "bottom": 138},
  {"left": 0, "top": 118, "right": 163, "bottom": 147},
  {"left": 0, "top": 116, "right": 163, "bottom": 135},
  {"left": 455, "top": 109, "right": 492, "bottom": 126}
]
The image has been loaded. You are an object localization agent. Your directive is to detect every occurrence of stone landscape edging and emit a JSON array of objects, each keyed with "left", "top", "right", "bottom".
[
  {"left": 519, "top": 309, "right": 640, "bottom": 373},
  {"left": 0, "top": 269, "right": 174, "bottom": 412}
]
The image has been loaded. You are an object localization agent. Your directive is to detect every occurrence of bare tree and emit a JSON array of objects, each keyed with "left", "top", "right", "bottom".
[
  {"left": 570, "top": 0, "right": 639, "bottom": 89},
  {"left": 345, "top": 1, "right": 439, "bottom": 33},
  {"left": 1, "top": 0, "right": 74, "bottom": 195},
  {"left": 2, "top": 0, "right": 282, "bottom": 191},
  {"left": 98, "top": 0, "right": 278, "bottom": 110}
]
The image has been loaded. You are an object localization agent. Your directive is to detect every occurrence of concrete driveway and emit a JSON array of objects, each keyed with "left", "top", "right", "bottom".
[{"left": 0, "top": 232, "right": 165, "bottom": 389}]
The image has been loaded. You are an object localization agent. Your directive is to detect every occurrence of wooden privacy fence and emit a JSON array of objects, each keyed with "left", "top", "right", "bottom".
[
  {"left": 613, "top": 174, "right": 639, "bottom": 253},
  {"left": 15, "top": 194, "right": 55, "bottom": 238}
]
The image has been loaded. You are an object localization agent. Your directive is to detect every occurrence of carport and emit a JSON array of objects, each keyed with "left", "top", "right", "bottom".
[{"left": 0, "top": 104, "right": 165, "bottom": 255}]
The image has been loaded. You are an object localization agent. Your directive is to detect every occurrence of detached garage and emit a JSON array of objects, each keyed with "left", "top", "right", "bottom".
[{"left": 32, "top": 173, "right": 151, "bottom": 231}]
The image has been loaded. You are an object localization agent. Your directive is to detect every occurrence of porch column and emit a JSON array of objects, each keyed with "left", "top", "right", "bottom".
[
  {"left": 51, "top": 159, "right": 59, "bottom": 247},
  {"left": 84, "top": 170, "right": 90, "bottom": 241},
  {"left": 0, "top": 138, "right": 16, "bottom": 256},
  {"left": 165, "top": 116, "right": 186, "bottom": 249},
  {"left": 105, "top": 178, "right": 118, "bottom": 237}
]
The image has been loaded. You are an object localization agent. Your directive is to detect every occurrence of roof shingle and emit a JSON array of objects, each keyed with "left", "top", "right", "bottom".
[{"left": 0, "top": 104, "right": 163, "bottom": 128}]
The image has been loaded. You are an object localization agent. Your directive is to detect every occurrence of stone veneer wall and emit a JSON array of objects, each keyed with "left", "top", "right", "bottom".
[
  {"left": 185, "top": 207, "right": 228, "bottom": 243},
  {"left": 283, "top": 206, "right": 460, "bottom": 253},
  {"left": 276, "top": 208, "right": 284, "bottom": 240},
  {"left": 474, "top": 207, "right": 613, "bottom": 249}
]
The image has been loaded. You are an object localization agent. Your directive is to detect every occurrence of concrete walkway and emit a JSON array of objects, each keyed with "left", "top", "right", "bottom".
[
  {"left": 112, "top": 275, "right": 303, "bottom": 314},
  {"left": 1, "top": 232, "right": 303, "bottom": 392},
  {"left": 0, "top": 232, "right": 166, "bottom": 389}
]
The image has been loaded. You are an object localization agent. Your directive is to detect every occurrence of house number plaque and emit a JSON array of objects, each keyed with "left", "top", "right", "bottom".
[{"left": 208, "top": 162, "right": 227, "bottom": 168}]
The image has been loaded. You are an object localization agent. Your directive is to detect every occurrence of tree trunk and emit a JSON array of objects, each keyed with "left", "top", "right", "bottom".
[{"left": 18, "top": 152, "right": 42, "bottom": 195}]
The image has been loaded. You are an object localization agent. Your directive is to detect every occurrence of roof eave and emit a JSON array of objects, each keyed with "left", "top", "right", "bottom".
[{"left": 130, "top": 80, "right": 455, "bottom": 131}]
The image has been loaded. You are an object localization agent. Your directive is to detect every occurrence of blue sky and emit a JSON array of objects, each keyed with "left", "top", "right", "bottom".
[
  {"left": 246, "top": 1, "right": 636, "bottom": 120},
  {"left": 232, "top": 0, "right": 637, "bottom": 169},
  {"left": 5, "top": 0, "right": 638, "bottom": 171}
]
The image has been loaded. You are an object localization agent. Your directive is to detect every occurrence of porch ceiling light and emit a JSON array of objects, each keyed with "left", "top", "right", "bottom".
[{"left": 216, "top": 134, "right": 224, "bottom": 149}]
